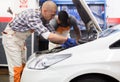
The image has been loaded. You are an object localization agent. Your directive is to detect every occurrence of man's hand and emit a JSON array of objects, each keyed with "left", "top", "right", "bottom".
[{"left": 62, "top": 38, "right": 77, "bottom": 48}]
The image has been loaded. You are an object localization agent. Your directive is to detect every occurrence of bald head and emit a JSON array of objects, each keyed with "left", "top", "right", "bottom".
[
  {"left": 41, "top": 1, "right": 57, "bottom": 21},
  {"left": 42, "top": 1, "right": 57, "bottom": 12}
]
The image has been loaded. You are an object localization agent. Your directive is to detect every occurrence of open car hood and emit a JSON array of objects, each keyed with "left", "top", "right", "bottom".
[{"left": 72, "top": 0, "right": 102, "bottom": 38}]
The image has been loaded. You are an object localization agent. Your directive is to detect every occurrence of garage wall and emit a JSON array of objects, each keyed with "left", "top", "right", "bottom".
[{"left": 0, "top": 0, "right": 39, "bottom": 65}]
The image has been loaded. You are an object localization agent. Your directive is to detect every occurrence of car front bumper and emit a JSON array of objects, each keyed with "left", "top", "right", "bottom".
[{"left": 21, "top": 66, "right": 73, "bottom": 82}]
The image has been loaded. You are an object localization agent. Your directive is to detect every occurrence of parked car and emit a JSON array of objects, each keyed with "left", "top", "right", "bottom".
[{"left": 21, "top": 24, "right": 120, "bottom": 82}]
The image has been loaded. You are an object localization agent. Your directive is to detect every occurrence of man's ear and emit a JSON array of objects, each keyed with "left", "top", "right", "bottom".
[
  {"left": 42, "top": 8, "right": 46, "bottom": 13},
  {"left": 43, "top": 9, "right": 47, "bottom": 13}
]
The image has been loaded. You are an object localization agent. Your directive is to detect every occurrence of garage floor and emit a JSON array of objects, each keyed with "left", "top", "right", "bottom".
[
  {"left": 0, "top": 67, "right": 9, "bottom": 82},
  {"left": 0, "top": 75, "right": 9, "bottom": 82}
]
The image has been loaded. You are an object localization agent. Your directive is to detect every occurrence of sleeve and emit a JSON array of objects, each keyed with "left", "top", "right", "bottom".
[
  {"left": 69, "top": 15, "right": 79, "bottom": 28},
  {"left": 27, "top": 13, "right": 50, "bottom": 39},
  {"left": 49, "top": 17, "right": 58, "bottom": 30}
]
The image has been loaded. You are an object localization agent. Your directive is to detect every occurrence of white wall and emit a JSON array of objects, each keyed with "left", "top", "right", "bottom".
[
  {"left": 106, "top": 0, "right": 120, "bottom": 24},
  {"left": 106, "top": 0, "right": 120, "bottom": 18},
  {"left": 0, "top": 0, "right": 39, "bottom": 17}
]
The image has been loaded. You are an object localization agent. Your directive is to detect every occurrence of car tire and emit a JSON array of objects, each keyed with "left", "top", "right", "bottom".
[{"left": 72, "top": 75, "right": 109, "bottom": 82}]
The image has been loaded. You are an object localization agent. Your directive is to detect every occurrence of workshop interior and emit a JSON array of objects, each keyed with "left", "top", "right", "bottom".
[
  {"left": 0, "top": 0, "right": 106, "bottom": 65},
  {"left": 1, "top": 0, "right": 120, "bottom": 82}
]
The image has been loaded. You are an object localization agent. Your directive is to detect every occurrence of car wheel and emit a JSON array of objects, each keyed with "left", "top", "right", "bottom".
[{"left": 71, "top": 75, "right": 109, "bottom": 82}]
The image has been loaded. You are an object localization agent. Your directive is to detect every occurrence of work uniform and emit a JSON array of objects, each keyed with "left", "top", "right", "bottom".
[
  {"left": 49, "top": 15, "right": 79, "bottom": 50},
  {"left": 2, "top": 9, "right": 54, "bottom": 82}
]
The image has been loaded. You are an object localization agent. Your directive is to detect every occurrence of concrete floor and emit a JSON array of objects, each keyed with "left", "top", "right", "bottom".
[
  {"left": 0, "top": 75, "right": 9, "bottom": 82},
  {"left": 0, "top": 67, "right": 9, "bottom": 82}
]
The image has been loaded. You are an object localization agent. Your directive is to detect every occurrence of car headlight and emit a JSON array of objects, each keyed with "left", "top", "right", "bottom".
[{"left": 27, "top": 53, "right": 71, "bottom": 70}]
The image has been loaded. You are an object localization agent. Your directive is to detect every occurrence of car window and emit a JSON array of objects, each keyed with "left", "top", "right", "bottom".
[
  {"left": 110, "top": 39, "right": 120, "bottom": 49},
  {"left": 99, "top": 28, "right": 118, "bottom": 38}
]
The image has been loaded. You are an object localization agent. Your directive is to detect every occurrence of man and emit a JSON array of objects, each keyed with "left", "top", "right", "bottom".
[
  {"left": 2, "top": 1, "right": 77, "bottom": 82},
  {"left": 49, "top": 10, "right": 82, "bottom": 49}
]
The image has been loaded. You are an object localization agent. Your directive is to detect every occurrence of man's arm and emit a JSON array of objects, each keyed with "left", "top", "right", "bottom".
[
  {"left": 48, "top": 32, "right": 77, "bottom": 48},
  {"left": 41, "top": 30, "right": 77, "bottom": 48},
  {"left": 73, "top": 25, "right": 81, "bottom": 41},
  {"left": 48, "top": 32, "right": 67, "bottom": 44},
  {"left": 70, "top": 15, "right": 82, "bottom": 41}
]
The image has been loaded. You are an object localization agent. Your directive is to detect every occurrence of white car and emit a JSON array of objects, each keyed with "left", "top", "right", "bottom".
[{"left": 21, "top": 24, "right": 120, "bottom": 82}]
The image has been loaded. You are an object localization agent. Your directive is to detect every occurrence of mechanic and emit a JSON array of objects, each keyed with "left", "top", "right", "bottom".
[
  {"left": 49, "top": 10, "right": 82, "bottom": 50},
  {"left": 2, "top": 1, "right": 77, "bottom": 82},
  {"left": 37, "top": 0, "right": 50, "bottom": 51}
]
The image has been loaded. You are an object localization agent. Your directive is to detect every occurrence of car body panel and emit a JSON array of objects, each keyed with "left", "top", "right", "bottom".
[{"left": 21, "top": 24, "right": 120, "bottom": 82}]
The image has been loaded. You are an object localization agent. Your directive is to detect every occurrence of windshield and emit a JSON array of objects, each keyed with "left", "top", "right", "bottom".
[{"left": 99, "top": 28, "right": 119, "bottom": 38}]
